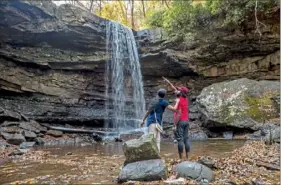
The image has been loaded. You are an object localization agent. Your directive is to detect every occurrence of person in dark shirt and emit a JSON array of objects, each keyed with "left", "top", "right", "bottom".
[{"left": 140, "top": 88, "right": 178, "bottom": 152}]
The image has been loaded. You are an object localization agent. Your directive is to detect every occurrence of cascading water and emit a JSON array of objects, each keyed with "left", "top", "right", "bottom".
[{"left": 104, "top": 21, "right": 145, "bottom": 134}]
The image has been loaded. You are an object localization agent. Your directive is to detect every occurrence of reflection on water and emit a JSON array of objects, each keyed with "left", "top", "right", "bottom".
[
  {"left": 0, "top": 140, "right": 246, "bottom": 184},
  {"left": 42, "top": 139, "right": 246, "bottom": 158}
]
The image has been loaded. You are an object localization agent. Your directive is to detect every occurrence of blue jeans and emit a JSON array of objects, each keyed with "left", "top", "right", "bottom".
[{"left": 176, "top": 120, "right": 190, "bottom": 153}]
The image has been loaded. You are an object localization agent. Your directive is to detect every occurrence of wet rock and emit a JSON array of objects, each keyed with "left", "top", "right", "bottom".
[
  {"left": 223, "top": 131, "right": 233, "bottom": 139},
  {"left": 34, "top": 137, "right": 45, "bottom": 146},
  {"left": 93, "top": 134, "right": 102, "bottom": 142},
  {"left": 46, "top": 130, "right": 63, "bottom": 137},
  {"left": 20, "top": 142, "right": 36, "bottom": 149},
  {"left": 198, "top": 158, "right": 216, "bottom": 169},
  {"left": 115, "top": 138, "right": 123, "bottom": 142},
  {"left": 175, "top": 161, "right": 214, "bottom": 182},
  {"left": 197, "top": 78, "right": 280, "bottom": 130},
  {"left": 122, "top": 134, "right": 160, "bottom": 164},
  {"left": 118, "top": 159, "right": 167, "bottom": 182},
  {"left": 1, "top": 132, "right": 26, "bottom": 145},
  {"left": 0, "top": 109, "right": 21, "bottom": 122},
  {"left": 23, "top": 130, "right": 37, "bottom": 140},
  {"left": 190, "top": 131, "right": 208, "bottom": 141}
]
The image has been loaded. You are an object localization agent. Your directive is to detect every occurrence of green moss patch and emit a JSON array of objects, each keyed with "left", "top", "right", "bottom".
[{"left": 244, "top": 93, "right": 279, "bottom": 122}]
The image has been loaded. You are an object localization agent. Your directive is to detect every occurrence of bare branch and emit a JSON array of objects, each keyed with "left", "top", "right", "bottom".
[{"left": 254, "top": 0, "right": 267, "bottom": 40}]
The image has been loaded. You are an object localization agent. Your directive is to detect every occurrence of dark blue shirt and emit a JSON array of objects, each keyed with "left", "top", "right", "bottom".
[{"left": 146, "top": 98, "right": 169, "bottom": 127}]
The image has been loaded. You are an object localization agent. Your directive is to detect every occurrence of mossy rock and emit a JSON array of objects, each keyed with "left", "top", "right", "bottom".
[
  {"left": 122, "top": 134, "right": 161, "bottom": 165},
  {"left": 197, "top": 78, "right": 280, "bottom": 129}
]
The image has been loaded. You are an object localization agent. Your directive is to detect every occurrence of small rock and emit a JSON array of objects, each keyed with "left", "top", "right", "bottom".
[
  {"left": 2, "top": 132, "right": 26, "bottom": 145},
  {"left": 0, "top": 142, "right": 10, "bottom": 150},
  {"left": 164, "top": 178, "right": 185, "bottom": 185},
  {"left": 20, "top": 142, "right": 36, "bottom": 149},
  {"left": 80, "top": 142, "right": 91, "bottom": 147},
  {"left": 198, "top": 158, "right": 216, "bottom": 169},
  {"left": 23, "top": 130, "right": 37, "bottom": 139},
  {"left": 0, "top": 110, "right": 21, "bottom": 122},
  {"left": 46, "top": 130, "right": 63, "bottom": 137},
  {"left": 93, "top": 134, "right": 102, "bottom": 142},
  {"left": 200, "top": 179, "right": 209, "bottom": 185},
  {"left": 9, "top": 148, "right": 29, "bottom": 156},
  {"left": 115, "top": 137, "right": 123, "bottom": 142},
  {"left": 118, "top": 159, "right": 167, "bottom": 183},
  {"left": 175, "top": 161, "right": 214, "bottom": 182},
  {"left": 19, "top": 122, "right": 40, "bottom": 133},
  {"left": 66, "top": 152, "right": 72, "bottom": 156},
  {"left": 34, "top": 137, "right": 45, "bottom": 146}
]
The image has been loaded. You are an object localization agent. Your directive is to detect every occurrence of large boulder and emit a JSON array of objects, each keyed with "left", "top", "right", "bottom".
[
  {"left": 175, "top": 161, "right": 214, "bottom": 182},
  {"left": 118, "top": 159, "right": 167, "bottom": 183},
  {"left": 122, "top": 134, "right": 161, "bottom": 164},
  {"left": 197, "top": 78, "right": 280, "bottom": 130}
]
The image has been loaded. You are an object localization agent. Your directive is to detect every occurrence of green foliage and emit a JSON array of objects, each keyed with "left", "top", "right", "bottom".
[
  {"left": 145, "top": 10, "right": 165, "bottom": 28},
  {"left": 145, "top": 0, "right": 279, "bottom": 37}
]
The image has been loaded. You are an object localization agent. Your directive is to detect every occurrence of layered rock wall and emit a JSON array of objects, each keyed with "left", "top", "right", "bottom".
[{"left": 0, "top": 1, "right": 279, "bottom": 128}]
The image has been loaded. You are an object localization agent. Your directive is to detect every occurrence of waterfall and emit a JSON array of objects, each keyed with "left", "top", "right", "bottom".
[{"left": 104, "top": 21, "right": 145, "bottom": 134}]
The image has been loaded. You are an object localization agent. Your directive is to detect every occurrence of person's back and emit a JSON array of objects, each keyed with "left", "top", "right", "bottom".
[{"left": 146, "top": 97, "right": 169, "bottom": 127}]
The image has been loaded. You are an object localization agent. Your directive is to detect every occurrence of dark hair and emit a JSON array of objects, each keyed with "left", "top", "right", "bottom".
[
  {"left": 180, "top": 91, "right": 187, "bottom": 98},
  {"left": 157, "top": 88, "right": 166, "bottom": 98},
  {"left": 158, "top": 91, "right": 165, "bottom": 98}
]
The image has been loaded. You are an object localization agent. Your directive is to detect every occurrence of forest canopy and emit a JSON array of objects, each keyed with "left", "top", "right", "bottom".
[{"left": 58, "top": 0, "right": 280, "bottom": 36}]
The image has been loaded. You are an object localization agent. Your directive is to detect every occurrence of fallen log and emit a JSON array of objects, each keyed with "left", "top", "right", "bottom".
[{"left": 40, "top": 124, "right": 118, "bottom": 136}]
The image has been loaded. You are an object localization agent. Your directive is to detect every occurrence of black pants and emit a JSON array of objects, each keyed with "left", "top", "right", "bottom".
[{"left": 175, "top": 120, "right": 190, "bottom": 153}]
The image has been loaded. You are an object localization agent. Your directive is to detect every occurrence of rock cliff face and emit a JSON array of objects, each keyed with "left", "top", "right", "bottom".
[{"left": 0, "top": 1, "right": 279, "bottom": 128}]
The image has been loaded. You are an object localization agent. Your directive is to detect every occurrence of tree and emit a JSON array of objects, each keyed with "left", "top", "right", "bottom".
[
  {"left": 89, "top": 0, "right": 94, "bottom": 13},
  {"left": 130, "top": 0, "right": 135, "bottom": 29},
  {"left": 141, "top": 0, "right": 146, "bottom": 18}
]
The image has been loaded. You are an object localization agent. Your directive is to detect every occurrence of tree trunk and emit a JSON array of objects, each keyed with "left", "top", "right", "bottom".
[
  {"left": 130, "top": 0, "right": 135, "bottom": 29},
  {"left": 141, "top": 0, "right": 146, "bottom": 18},
  {"left": 99, "top": 0, "right": 102, "bottom": 16},
  {"left": 89, "top": 0, "right": 94, "bottom": 13}
]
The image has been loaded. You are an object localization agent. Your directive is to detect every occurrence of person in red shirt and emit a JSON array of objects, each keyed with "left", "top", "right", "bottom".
[{"left": 163, "top": 77, "right": 190, "bottom": 160}]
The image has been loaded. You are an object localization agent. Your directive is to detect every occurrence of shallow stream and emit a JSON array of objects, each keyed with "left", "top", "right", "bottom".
[{"left": 0, "top": 140, "right": 246, "bottom": 184}]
